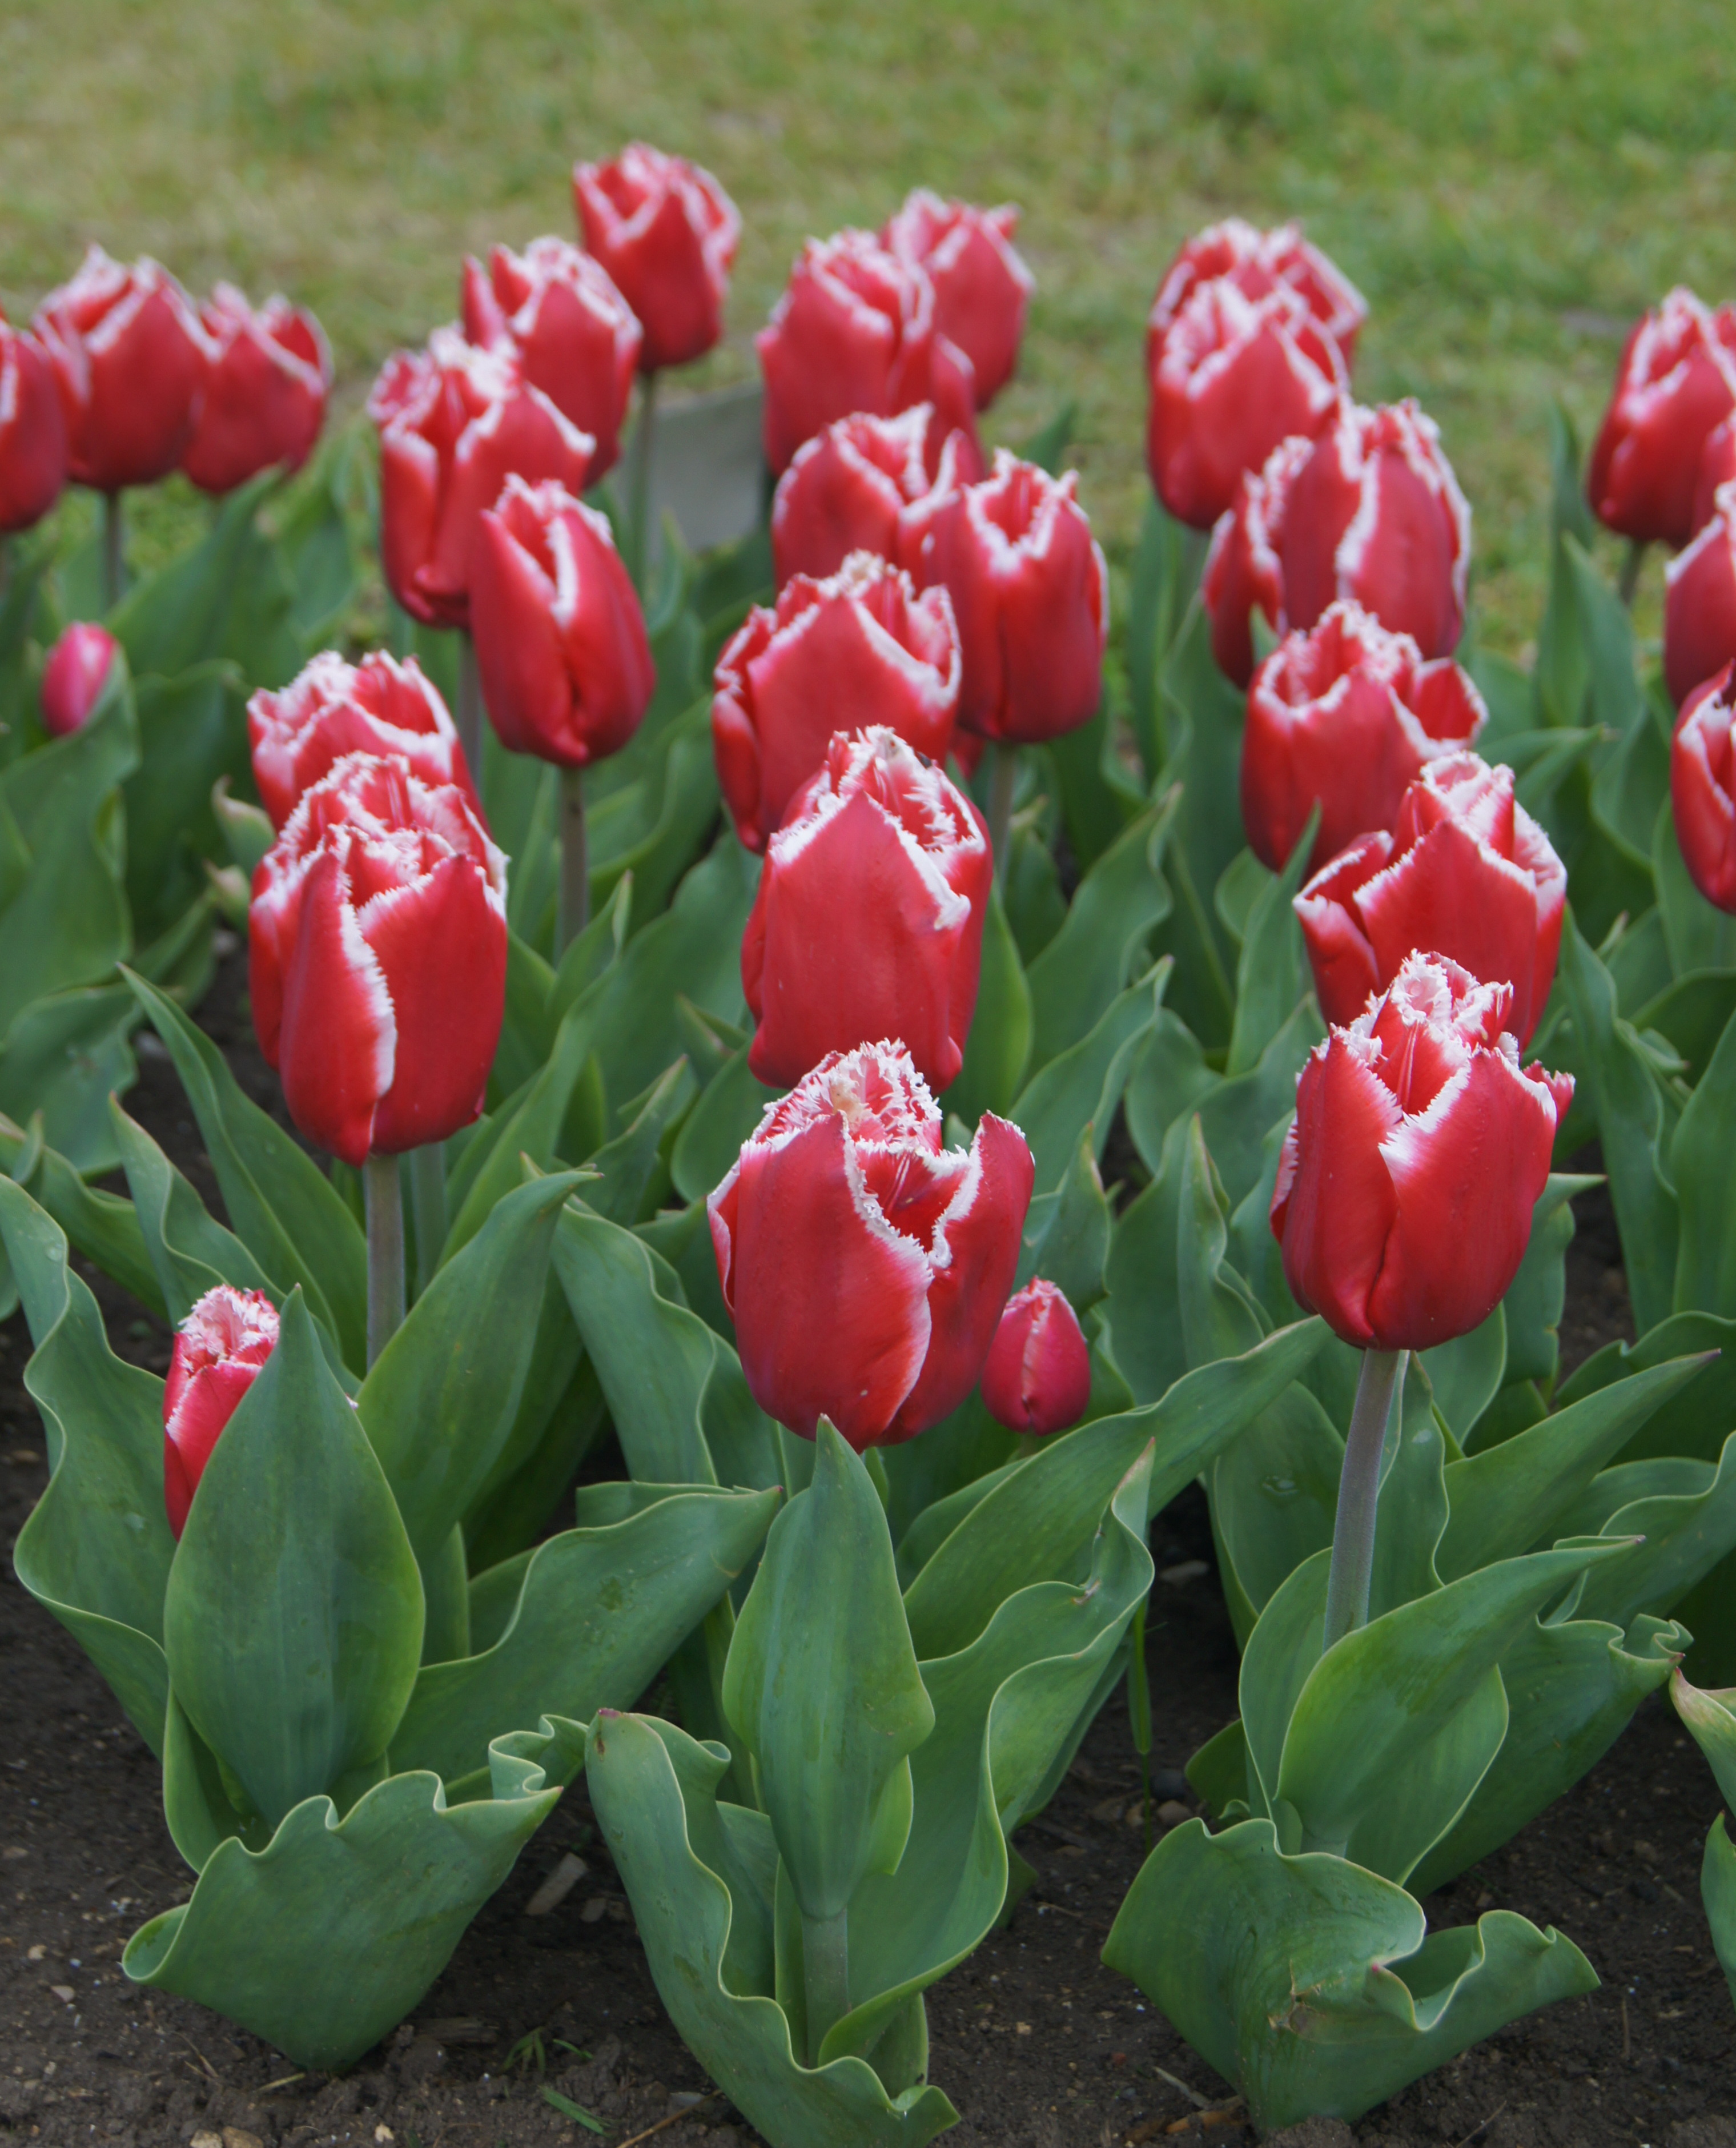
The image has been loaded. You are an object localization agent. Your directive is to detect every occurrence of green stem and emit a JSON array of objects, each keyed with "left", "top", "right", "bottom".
[
  {"left": 802, "top": 1906, "right": 850, "bottom": 2065},
  {"left": 625, "top": 368, "right": 658, "bottom": 592},
  {"left": 1321, "top": 1347, "right": 1406, "bottom": 1653},
  {"left": 558, "top": 763, "right": 589, "bottom": 951},
  {"left": 1618, "top": 539, "right": 1646, "bottom": 611},
  {"left": 364, "top": 1152, "right": 406, "bottom": 1370},
  {"left": 409, "top": 1142, "right": 447, "bottom": 1300},
  {"left": 987, "top": 742, "right": 1018, "bottom": 882},
  {"left": 455, "top": 631, "right": 482, "bottom": 783},
  {"left": 102, "top": 492, "right": 126, "bottom": 611}
]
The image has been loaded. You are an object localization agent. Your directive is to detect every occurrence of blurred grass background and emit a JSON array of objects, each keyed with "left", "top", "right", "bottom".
[{"left": 2, "top": 0, "right": 1733, "bottom": 650}]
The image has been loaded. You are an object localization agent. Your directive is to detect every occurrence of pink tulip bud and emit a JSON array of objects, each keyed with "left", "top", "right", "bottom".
[
  {"left": 0, "top": 312, "right": 66, "bottom": 535},
  {"left": 881, "top": 190, "right": 1034, "bottom": 411},
  {"left": 1665, "top": 483, "right": 1736, "bottom": 709},
  {"left": 770, "top": 404, "right": 958, "bottom": 590},
  {"left": 981, "top": 1279, "right": 1091, "bottom": 1438},
  {"left": 573, "top": 144, "right": 739, "bottom": 374},
  {"left": 248, "top": 649, "right": 479, "bottom": 831},
  {"left": 163, "top": 1287, "right": 279, "bottom": 1539},
  {"left": 39, "top": 622, "right": 118, "bottom": 738},
  {"left": 1588, "top": 290, "right": 1736, "bottom": 549},
  {"left": 1670, "top": 663, "right": 1736, "bottom": 912},
  {"left": 180, "top": 284, "right": 331, "bottom": 496}
]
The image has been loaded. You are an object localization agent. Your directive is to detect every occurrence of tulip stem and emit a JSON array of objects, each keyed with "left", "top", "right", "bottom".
[
  {"left": 1321, "top": 1347, "right": 1406, "bottom": 1653},
  {"left": 625, "top": 369, "right": 658, "bottom": 593},
  {"left": 1618, "top": 539, "right": 1646, "bottom": 610},
  {"left": 802, "top": 1907, "right": 850, "bottom": 2065},
  {"left": 102, "top": 492, "right": 126, "bottom": 611},
  {"left": 409, "top": 1143, "right": 447, "bottom": 1299},
  {"left": 364, "top": 1152, "right": 406, "bottom": 1369},
  {"left": 455, "top": 632, "right": 482, "bottom": 782},
  {"left": 558, "top": 765, "right": 589, "bottom": 950},
  {"left": 987, "top": 743, "right": 1018, "bottom": 881}
]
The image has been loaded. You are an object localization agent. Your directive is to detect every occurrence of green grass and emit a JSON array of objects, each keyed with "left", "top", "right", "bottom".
[{"left": 3, "top": 0, "right": 1734, "bottom": 648}]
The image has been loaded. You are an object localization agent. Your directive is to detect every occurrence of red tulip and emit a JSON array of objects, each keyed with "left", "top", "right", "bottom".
[
  {"left": 1586, "top": 290, "right": 1736, "bottom": 549},
  {"left": 770, "top": 403, "right": 957, "bottom": 589},
  {"left": 248, "top": 649, "right": 479, "bottom": 832},
  {"left": 163, "top": 1285, "right": 279, "bottom": 1539},
  {"left": 712, "top": 551, "right": 961, "bottom": 852},
  {"left": 708, "top": 1041, "right": 1034, "bottom": 1447},
  {"left": 1670, "top": 662, "right": 1736, "bottom": 912},
  {"left": 1200, "top": 435, "right": 1313, "bottom": 688},
  {"left": 250, "top": 752, "right": 507, "bottom": 1166},
  {"left": 1295, "top": 752, "right": 1566, "bottom": 1044},
  {"left": 742, "top": 726, "right": 991, "bottom": 1091},
  {"left": 980, "top": 1278, "right": 1091, "bottom": 1438},
  {"left": 0, "top": 314, "right": 66, "bottom": 534},
  {"left": 1270, "top": 951, "right": 1573, "bottom": 1352},
  {"left": 1665, "top": 484, "right": 1736, "bottom": 708},
  {"left": 904, "top": 450, "right": 1107, "bottom": 745},
  {"left": 572, "top": 143, "right": 739, "bottom": 373},
  {"left": 1149, "top": 218, "right": 1367, "bottom": 367},
  {"left": 367, "top": 327, "right": 594, "bottom": 630},
  {"left": 39, "top": 622, "right": 118, "bottom": 738},
  {"left": 1695, "top": 417, "right": 1736, "bottom": 537},
  {"left": 471, "top": 476, "right": 654, "bottom": 769},
  {"left": 461, "top": 239, "right": 640, "bottom": 481},
  {"left": 757, "top": 230, "right": 983, "bottom": 478},
  {"left": 881, "top": 189, "right": 1034, "bottom": 410},
  {"left": 34, "top": 247, "right": 212, "bottom": 492},
  {"left": 1242, "top": 601, "right": 1487, "bottom": 874},
  {"left": 180, "top": 284, "right": 331, "bottom": 496}
]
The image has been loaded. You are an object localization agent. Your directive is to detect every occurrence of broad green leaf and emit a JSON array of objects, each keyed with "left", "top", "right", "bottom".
[
  {"left": 461, "top": 1346, "right": 609, "bottom": 1572},
  {"left": 1151, "top": 604, "right": 1244, "bottom": 1040},
  {"left": 1010, "top": 965, "right": 1162, "bottom": 1197},
  {"left": 1225, "top": 806, "right": 1317, "bottom": 1078},
  {"left": 0, "top": 983, "right": 140, "bottom": 1174},
  {"left": 1420, "top": 1307, "right": 1506, "bottom": 1448},
  {"left": 1672, "top": 1003, "right": 1736, "bottom": 1318},
  {"left": 1000, "top": 818, "right": 1067, "bottom": 965},
  {"left": 1046, "top": 701, "right": 1144, "bottom": 872},
  {"left": 1124, "top": 495, "right": 1207, "bottom": 778},
  {"left": 1633, "top": 967, "right": 1736, "bottom": 1083},
  {"left": 493, "top": 927, "right": 558, "bottom": 1100},
  {"left": 441, "top": 995, "right": 602, "bottom": 1259},
  {"left": 1017, "top": 399, "right": 1077, "bottom": 476},
  {"left": 1655, "top": 800, "right": 1736, "bottom": 978},
  {"left": 1496, "top": 1174, "right": 1596, "bottom": 1396},
  {"left": 1557, "top": 1311, "right": 1736, "bottom": 1466},
  {"left": 587, "top": 1058, "right": 695, "bottom": 1222},
  {"left": 1575, "top": 1432, "right": 1736, "bottom": 1629},
  {"left": 126, "top": 663, "right": 251, "bottom": 940},
  {"left": 109, "top": 471, "right": 300, "bottom": 686},
  {"left": 1203, "top": 997, "right": 1319, "bottom": 1210},
  {"left": 671, "top": 1046, "right": 780, "bottom": 1207},
  {"left": 1213, "top": 848, "right": 1269, "bottom": 952},
  {"left": 1016, "top": 1121, "right": 1112, "bottom": 1310},
  {"left": 1589, "top": 660, "right": 1665, "bottom": 870},
  {"left": 1701, "top": 1814, "right": 1736, "bottom": 2013},
  {"left": 1122, "top": 1005, "right": 1219, "bottom": 1176},
  {"left": 0, "top": 1111, "right": 164, "bottom": 1314},
  {"left": 1103, "top": 1117, "right": 1193, "bottom": 1407},
  {"left": 111, "top": 1097, "right": 276, "bottom": 1322},
  {"left": 1024, "top": 794, "right": 1175, "bottom": 1071},
  {"left": 1673, "top": 1671, "right": 1736, "bottom": 1818},
  {"left": 943, "top": 882, "right": 1031, "bottom": 1126}
]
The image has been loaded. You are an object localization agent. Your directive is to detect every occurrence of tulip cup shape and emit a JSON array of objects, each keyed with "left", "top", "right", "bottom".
[
  {"left": 1241, "top": 600, "right": 1487, "bottom": 873},
  {"left": 980, "top": 1278, "right": 1091, "bottom": 1438},
  {"left": 1670, "top": 663, "right": 1736, "bottom": 912},
  {"left": 1695, "top": 416, "right": 1736, "bottom": 537},
  {"left": 1150, "top": 216, "right": 1367, "bottom": 366},
  {"left": 1201, "top": 435, "right": 1315, "bottom": 688},
  {"left": 163, "top": 1285, "right": 279, "bottom": 1539},
  {"left": 770, "top": 403, "right": 959, "bottom": 589},
  {"left": 248, "top": 649, "right": 479, "bottom": 831},
  {"left": 367, "top": 326, "right": 594, "bottom": 630},
  {"left": 904, "top": 449, "right": 1107, "bottom": 745},
  {"left": 711, "top": 550, "right": 961, "bottom": 851},
  {"left": 1665, "top": 483, "right": 1736, "bottom": 708},
  {"left": 881, "top": 189, "right": 1034, "bottom": 411},
  {"left": 573, "top": 143, "right": 740, "bottom": 374},
  {"left": 39, "top": 622, "right": 118, "bottom": 739},
  {"left": 250, "top": 751, "right": 507, "bottom": 1167},
  {"left": 0, "top": 312, "right": 67, "bottom": 534},
  {"left": 461, "top": 239, "right": 641, "bottom": 480},
  {"left": 471, "top": 475, "right": 654, "bottom": 769},
  {"left": 1295, "top": 752, "right": 1566, "bottom": 1044},
  {"left": 756, "top": 229, "right": 982, "bottom": 478},
  {"left": 34, "top": 247, "right": 212, "bottom": 492},
  {"left": 742, "top": 727, "right": 991, "bottom": 1091},
  {"left": 181, "top": 284, "right": 331, "bottom": 495},
  {"left": 1270, "top": 951, "right": 1573, "bottom": 1353},
  {"left": 709, "top": 1041, "right": 1034, "bottom": 1447},
  {"left": 1587, "top": 289, "right": 1736, "bottom": 548}
]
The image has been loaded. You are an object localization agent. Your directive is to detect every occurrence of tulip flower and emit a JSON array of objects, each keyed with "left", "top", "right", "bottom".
[
  {"left": 1242, "top": 601, "right": 1487, "bottom": 874},
  {"left": 247, "top": 649, "right": 479, "bottom": 832},
  {"left": 881, "top": 189, "right": 1034, "bottom": 410},
  {"left": 712, "top": 551, "right": 961, "bottom": 852},
  {"left": 461, "top": 239, "right": 641, "bottom": 481},
  {"left": 1695, "top": 417, "right": 1736, "bottom": 537},
  {"left": 180, "top": 284, "right": 331, "bottom": 496},
  {"left": 573, "top": 144, "right": 740, "bottom": 374},
  {"left": 367, "top": 327, "right": 594, "bottom": 631},
  {"left": 981, "top": 1279, "right": 1091, "bottom": 1439},
  {"left": 1587, "top": 289, "right": 1736, "bottom": 549},
  {"left": 39, "top": 622, "right": 118, "bottom": 739},
  {"left": 757, "top": 230, "right": 983, "bottom": 478},
  {"left": 163, "top": 1286, "right": 279, "bottom": 1539},
  {"left": 1670, "top": 662, "right": 1736, "bottom": 912},
  {"left": 1149, "top": 218, "right": 1367, "bottom": 368},
  {"left": 770, "top": 404, "right": 955, "bottom": 589},
  {"left": 1665, "top": 484, "right": 1736, "bottom": 708},
  {"left": 0, "top": 313, "right": 67, "bottom": 535},
  {"left": 742, "top": 728, "right": 991, "bottom": 1091},
  {"left": 1295, "top": 752, "right": 1566, "bottom": 1043},
  {"left": 1200, "top": 435, "right": 1313, "bottom": 688},
  {"left": 709, "top": 1041, "right": 1034, "bottom": 1447}
]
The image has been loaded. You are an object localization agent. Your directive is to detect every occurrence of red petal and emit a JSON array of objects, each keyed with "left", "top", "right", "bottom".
[
  {"left": 1274, "top": 1034, "right": 1403, "bottom": 1349},
  {"left": 276, "top": 841, "right": 396, "bottom": 1166}
]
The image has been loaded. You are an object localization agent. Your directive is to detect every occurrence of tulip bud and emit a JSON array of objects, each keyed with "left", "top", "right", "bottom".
[
  {"left": 904, "top": 449, "right": 1107, "bottom": 745},
  {"left": 981, "top": 1279, "right": 1091, "bottom": 1438},
  {"left": 770, "top": 404, "right": 957, "bottom": 590},
  {"left": 743, "top": 728, "right": 991, "bottom": 1091},
  {"left": 1270, "top": 951, "right": 1573, "bottom": 1352},
  {"left": 1150, "top": 218, "right": 1367, "bottom": 367},
  {"left": 0, "top": 313, "right": 67, "bottom": 535},
  {"left": 572, "top": 143, "right": 740, "bottom": 374},
  {"left": 1296, "top": 752, "right": 1566, "bottom": 1044},
  {"left": 1587, "top": 289, "right": 1736, "bottom": 549},
  {"left": 461, "top": 239, "right": 641, "bottom": 481},
  {"left": 1670, "top": 663, "right": 1736, "bottom": 912},
  {"left": 39, "top": 622, "right": 118, "bottom": 738},
  {"left": 1695, "top": 417, "right": 1736, "bottom": 538},
  {"left": 248, "top": 649, "right": 479, "bottom": 831},
  {"left": 471, "top": 476, "right": 655, "bottom": 769},
  {"left": 709, "top": 1041, "right": 1034, "bottom": 1447},
  {"left": 1242, "top": 600, "right": 1487, "bottom": 873},
  {"left": 881, "top": 190, "right": 1034, "bottom": 411},
  {"left": 1665, "top": 483, "right": 1736, "bottom": 709},
  {"left": 756, "top": 230, "right": 983, "bottom": 478},
  {"left": 163, "top": 1286, "right": 279, "bottom": 1539},
  {"left": 180, "top": 284, "right": 331, "bottom": 496},
  {"left": 34, "top": 247, "right": 212, "bottom": 492},
  {"left": 367, "top": 327, "right": 594, "bottom": 630},
  {"left": 712, "top": 551, "right": 961, "bottom": 852},
  {"left": 250, "top": 752, "right": 507, "bottom": 1166},
  {"left": 1200, "top": 435, "right": 1311, "bottom": 689}
]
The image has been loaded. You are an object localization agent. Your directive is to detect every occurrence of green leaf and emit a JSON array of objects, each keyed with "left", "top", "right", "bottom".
[
  {"left": 443, "top": 996, "right": 603, "bottom": 1259},
  {"left": 1125, "top": 497, "right": 1208, "bottom": 780},
  {"left": 110, "top": 472, "right": 302, "bottom": 686},
  {"left": 542, "top": 2086, "right": 608, "bottom": 2133},
  {"left": 211, "top": 775, "right": 275, "bottom": 879},
  {"left": 1122, "top": 1007, "right": 1218, "bottom": 1178},
  {"left": 0, "top": 983, "right": 140, "bottom": 1174},
  {"left": 1495, "top": 1174, "right": 1595, "bottom": 1398},
  {"left": 943, "top": 882, "right": 1031, "bottom": 1126},
  {"left": 126, "top": 663, "right": 252, "bottom": 940},
  {"left": 1011, "top": 965, "right": 1162, "bottom": 1197},
  {"left": 1699, "top": 1813, "right": 1736, "bottom": 2013},
  {"left": 110, "top": 1096, "right": 276, "bottom": 1322},
  {"left": 1420, "top": 1306, "right": 1506, "bottom": 1448},
  {"left": 1674, "top": 1671, "right": 1736, "bottom": 1820},
  {"left": 1574, "top": 1432, "right": 1736, "bottom": 1630},
  {"left": 1017, "top": 400, "right": 1076, "bottom": 476},
  {"left": 1225, "top": 806, "right": 1317, "bottom": 1078},
  {"left": 670, "top": 1046, "right": 780, "bottom": 1208},
  {"left": 1023, "top": 796, "right": 1175, "bottom": 1071},
  {"left": 1018, "top": 1121, "right": 1112, "bottom": 1310},
  {"left": 1632, "top": 966, "right": 1736, "bottom": 1083},
  {"left": 1672, "top": 1004, "right": 1736, "bottom": 1318},
  {"left": 1654, "top": 797, "right": 1736, "bottom": 978},
  {"left": 0, "top": 1111, "right": 164, "bottom": 1314}
]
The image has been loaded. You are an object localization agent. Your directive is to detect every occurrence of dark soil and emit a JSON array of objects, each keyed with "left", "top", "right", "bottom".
[{"left": 1, "top": 961, "right": 1730, "bottom": 2148}]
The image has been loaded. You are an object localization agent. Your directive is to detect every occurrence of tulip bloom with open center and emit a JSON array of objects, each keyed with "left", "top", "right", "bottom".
[
  {"left": 163, "top": 1286, "right": 279, "bottom": 1539},
  {"left": 770, "top": 404, "right": 957, "bottom": 590},
  {"left": 248, "top": 649, "right": 478, "bottom": 830}
]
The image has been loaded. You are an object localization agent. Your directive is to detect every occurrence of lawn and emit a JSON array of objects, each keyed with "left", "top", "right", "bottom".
[{"left": 2, "top": 0, "right": 1733, "bottom": 649}]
